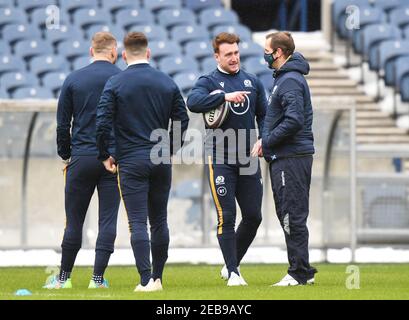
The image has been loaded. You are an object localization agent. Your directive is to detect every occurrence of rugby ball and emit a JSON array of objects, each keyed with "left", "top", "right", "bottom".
[{"left": 203, "top": 90, "right": 229, "bottom": 129}]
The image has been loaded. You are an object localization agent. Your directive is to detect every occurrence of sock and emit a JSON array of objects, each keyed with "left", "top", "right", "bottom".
[
  {"left": 151, "top": 243, "right": 169, "bottom": 281},
  {"left": 58, "top": 270, "right": 71, "bottom": 282},
  {"left": 92, "top": 274, "right": 104, "bottom": 285}
]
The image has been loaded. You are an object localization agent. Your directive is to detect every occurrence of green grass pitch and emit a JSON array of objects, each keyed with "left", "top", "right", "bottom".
[{"left": 1, "top": 264, "right": 408, "bottom": 300}]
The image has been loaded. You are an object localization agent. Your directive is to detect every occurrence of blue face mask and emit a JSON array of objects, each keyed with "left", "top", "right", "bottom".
[{"left": 264, "top": 51, "right": 276, "bottom": 69}]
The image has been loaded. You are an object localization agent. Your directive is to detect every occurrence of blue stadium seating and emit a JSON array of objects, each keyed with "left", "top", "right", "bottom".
[
  {"left": 0, "top": 7, "right": 27, "bottom": 28},
  {"left": 144, "top": 0, "right": 182, "bottom": 13},
  {"left": 371, "top": 0, "right": 402, "bottom": 13},
  {"left": 0, "top": 55, "right": 25, "bottom": 75},
  {"left": 0, "top": 71, "right": 38, "bottom": 93},
  {"left": 376, "top": 40, "right": 409, "bottom": 75},
  {"left": 360, "top": 24, "right": 401, "bottom": 60},
  {"left": 42, "top": 71, "right": 68, "bottom": 93},
  {"left": 385, "top": 51, "right": 409, "bottom": 86},
  {"left": 159, "top": 55, "right": 199, "bottom": 76},
  {"left": 30, "top": 55, "right": 67, "bottom": 77},
  {"left": 2, "top": 23, "right": 41, "bottom": 45},
  {"left": 0, "top": 42, "right": 9, "bottom": 55},
  {"left": 184, "top": 0, "right": 223, "bottom": 12},
  {"left": 243, "top": 56, "right": 270, "bottom": 77},
  {"left": 404, "top": 25, "right": 409, "bottom": 38},
  {"left": 238, "top": 41, "right": 263, "bottom": 59},
  {"left": 393, "top": 56, "right": 409, "bottom": 91},
  {"left": 332, "top": 0, "right": 369, "bottom": 37},
  {"left": 57, "top": 39, "right": 89, "bottom": 60},
  {"left": 199, "top": 7, "right": 239, "bottom": 30},
  {"left": 14, "top": 39, "right": 54, "bottom": 61},
  {"left": 59, "top": 0, "right": 99, "bottom": 14},
  {"left": 17, "top": 0, "right": 56, "bottom": 13},
  {"left": 85, "top": 24, "right": 124, "bottom": 40},
  {"left": 72, "top": 55, "right": 92, "bottom": 70},
  {"left": 45, "top": 24, "right": 84, "bottom": 45},
  {"left": 73, "top": 8, "right": 107, "bottom": 30},
  {"left": 101, "top": 0, "right": 141, "bottom": 14},
  {"left": 128, "top": 24, "right": 168, "bottom": 42},
  {"left": 115, "top": 8, "right": 154, "bottom": 28},
  {"left": 389, "top": 5, "right": 409, "bottom": 29},
  {"left": 400, "top": 74, "right": 409, "bottom": 101},
  {"left": 184, "top": 40, "right": 213, "bottom": 60},
  {"left": 212, "top": 24, "right": 253, "bottom": 41},
  {"left": 30, "top": 7, "right": 69, "bottom": 30},
  {"left": 157, "top": 8, "right": 197, "bottom": 29},
  {"left": 115, "top": 57, "right": 128, "bottom": 70},
  {"left": 173, "top": 70, "right": 200, "bottom": 96},
  {"left": 200, "top": 56, "right": 216, "bottom": 73},
  {"left": 0, "top": 86, "right": 8, "bottom": 98},
  {"left": 12, "top": 86, "right": 54, "bottom": 99},
  {"left": 0, "top": 0, "right": 14, "bottom": 8},
  {"left": 149, "top": 40, "right": 182, "bottom": 61},
  {"left": 170, "top": 25, "right": 209, "bottom": 44},
  {"left": 258, "top": 73, "right": 274, "bottom": 95}
]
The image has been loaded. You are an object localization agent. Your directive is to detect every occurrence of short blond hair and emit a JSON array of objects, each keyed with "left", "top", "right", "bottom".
[{"left": 91, "top": 32, "right": 117, "bottom": 54}]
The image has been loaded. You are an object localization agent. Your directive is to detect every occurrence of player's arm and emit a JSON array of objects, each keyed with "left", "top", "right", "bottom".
[
  {"left": 56, "top": 78, "right": 73, "bottom": 161},
  {"left": 187, "top": 76, "right": 225, "bottom": 113},
  {"left": 170, "top": 85, "right": 189, "bottom": 155},
  {"left": 255, "top": 78, "right": 267, "bottom": 138},
  {"left": 262, "top": 79, "right": 304, "bottom": 149},
  {"left": 96, "top": 78, "right": 117, "bottom": 173}
]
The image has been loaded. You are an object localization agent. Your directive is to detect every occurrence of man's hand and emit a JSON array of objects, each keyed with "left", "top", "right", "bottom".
[
  {"left": 103, "top": 156, "right": 117, "bottom": 174},
  {"left": 62, "top": 158, "right": 70, "bottom": 172},
  {"left": 251, "top": 139, "right": 263, "bottom": 157},
  {"left": 225, "top": 91, "right": 251, "bottom": 104}
]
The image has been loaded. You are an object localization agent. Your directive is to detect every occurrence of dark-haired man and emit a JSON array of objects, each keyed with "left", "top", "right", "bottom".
[{"left": 96, "top": 32, "right": 189, "bottom": 292}]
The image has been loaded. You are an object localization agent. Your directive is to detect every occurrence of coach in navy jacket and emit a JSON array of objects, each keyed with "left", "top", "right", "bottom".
[
  {"left": 96, "top": 32, "right": 189, "bottom": 292},
  {"left": 256, "top": 32, "right": 317, "bottom": 286}
]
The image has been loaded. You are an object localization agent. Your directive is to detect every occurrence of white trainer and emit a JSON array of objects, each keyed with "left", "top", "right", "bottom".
[
  {"left": 151, "top": 278, "right": 163, "bottom": 291},
  {"left": 227, "top": 272, "right": 247, "bottom": 286},
  {"left": 220, "top": 265, "right": 240, "bottom": 281},
  {"left": 134, "top": 278, "right": 155, "bottom": 292},
  {"left": 272, "top": 274, "right": 300, "bottom": 286},
  {"left": 307, "top": 277, "right": 315, "bottom": 285}
]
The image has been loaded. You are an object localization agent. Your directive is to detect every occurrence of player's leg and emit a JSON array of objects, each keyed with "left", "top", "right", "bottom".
[
  {"left": 206, "top": 161, "right": 240, "bottom": 281},
  {"left": 270, "top": 156, "right": 317, "bottom": 285},
  {"left": 117, "top": 161, "right": 152, "bottom": 288},
  {"left": 90, "top": 162, "right": 120, "bottom": 288},
  {"left": 235, "top": 161, "right": 263, "bottom": 266},
  {"left": 147, "top": 163, "right": 172, "bottom": 289},
  {"left": 59, "top": 156, "right": 96, "bottom": 285}
]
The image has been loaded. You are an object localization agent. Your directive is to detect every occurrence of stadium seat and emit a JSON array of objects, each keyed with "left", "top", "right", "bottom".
[
  {"left": 72, "top": 55, "right": 92, "bottom": 70},
  {"left": 29, "top": 55, "right": 67, "bottom": 77},
  {"left": 59, "top": 0, "right": 99, "bottom": 14},
  {"left": 149, "top": 40, "right": 182, "bottom": 61},
  {"left": 42, "top": 71, "right": 68, "bottom": 93},
  {"left": 199, "top": 7, "right": 239, "bottom": 30},
  {"left": 173, "top": 71, "right": 200, "bottom": 96},
  {"left": 389, "top": 5, "right": 409, "bottom": 29},
  {"left": 14, "top": 39, "right": 54, "bottom": 61},
  {"left": 201, "top": 55, "right": 216, "bottom": 73},
  {"left": 17, "top": 0, "right": 56, "bottom": 13},
  {"left": 157, "top": 8, "right": 197, "bottom": 29},
  {"left": 400, "top": 73, "right": 409, "bottom": 101},
  {"left": 143, "top": 0, "right": 182, "bottom": 13},
  {"left": 128, "top": 24, "right": 168, "bottom": 42},
  {"left": 0, "top": 71, "right": 38, "bottom": 93},
  {"left": 368, "top": 34, "right": 402, "bottom": 71},
  {"left": 404, "top": 25, "right": 409, "bottom": 39},
  {"left": 331, "top": 0, "right": 369, "bottom": 37},
  {"left": 0, "top": 86, "right": 9, "bottom": 98},
  {"left": 45, "top": 24, "right": 84, "bottom": 45},
  {"left": 258, "top": 72, "right": 274, "bottom": 93},
  {"left": 243, "top": 56, "right": 270, "bottom": 77},
  {"left": 12, "top": 86, "right": 55, "bottom": 99},
  {"left": 184, "top": 40, "right": 213, "bottom": 60},
  {"left": 2, "top": 23, "right": 42, "bottom": 46},
  {"left": 184, "top": 0, "right": 223, "bottom": 13},
  {"left": 385, "top": 51, "right": 409, "bottom": 86},
  {"left": 0, "top": 42, "right": 10, "bottom": 55},
  {"left": 101, "top": 0, "right": 140, "bottom": 14},
  {"left": 115, "top": 8, "right": 154, "bottom": 28},
  {"left": 238, "top": 41, "right": 263, "bottom": 59},
  {"left": 57, "top": 39, "right": 89, "bottom": 60},
  {"left": 73, "top": 8, "right": 107, "bottom": 30},
  {"left": 170, "top": 25, "right": 209, "bottom": 45},
  {"left": 158, "top": 55, "right": 199, "bottom": 76},
  {"left": 0, "top": 55, "right": 25, "bottom": 75},
  {"left": 85, "top": 24, "right": 124, "bottom": 40},
  {"left": 360, "top": 24, "right": 401, "bottom": 60},
  {"left": 30, "top": 7, "right": 69, "bottom": 30},
  {"left": 350, "top": 7, "right": 386, "bottom": 52},
  {"left": 371, "top": 0, "right": 402, "bottom": 13},
  {"left": 0, "top": 0, "right": 14, "bottom": 8},
  {"left": 393, "top": 56, "right": 409, "bottom": 92},
  {"left": 115, "top": 57, "right": 128, "bottom": 70},
  {"left": 375, "top": 40, "right": 409, "bottom": 75},
  {"left": 212, "top": 24, "right": 253, "bottom": 41},
  {"left": 0, "top": 7, "right": 26, "bottom": 28}
]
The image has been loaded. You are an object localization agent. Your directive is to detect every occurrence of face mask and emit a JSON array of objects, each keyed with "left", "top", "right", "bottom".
[{"left": 264, "top": 51, "right": 276, "bottom": 69}]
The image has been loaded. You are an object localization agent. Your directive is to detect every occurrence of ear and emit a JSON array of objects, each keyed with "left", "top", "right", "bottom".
[
  {"left": 146, "top": 48, "right": 151, "bottom": 60},
  {"left": 122, "top": 50, "right": 127, "bottom": 63},
  {"left": 214, "top": 52, "right": 220, "bottom": 63},
  {"left": 90, "top": 47, "right": 94, "bottom": 58}
]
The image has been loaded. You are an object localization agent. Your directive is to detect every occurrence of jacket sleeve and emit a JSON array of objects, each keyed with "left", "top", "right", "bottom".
[
  {"left": 170, "top": 85, "right": 190, "bottom": 155},
  {"left": 263, "top": 78, "right": 304, "bottom": 149},
  {"left": 255, "top": 78, "right": 267, "bottom": 139},
  {"left": 96, "top": 78, "right": 116, "bottom": 161},
  {"left": 56, "top": 78, "right": 73, "bottom": 160},
  {"left": 186, "top": 76, "right": 225, "bottom": 113}
]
